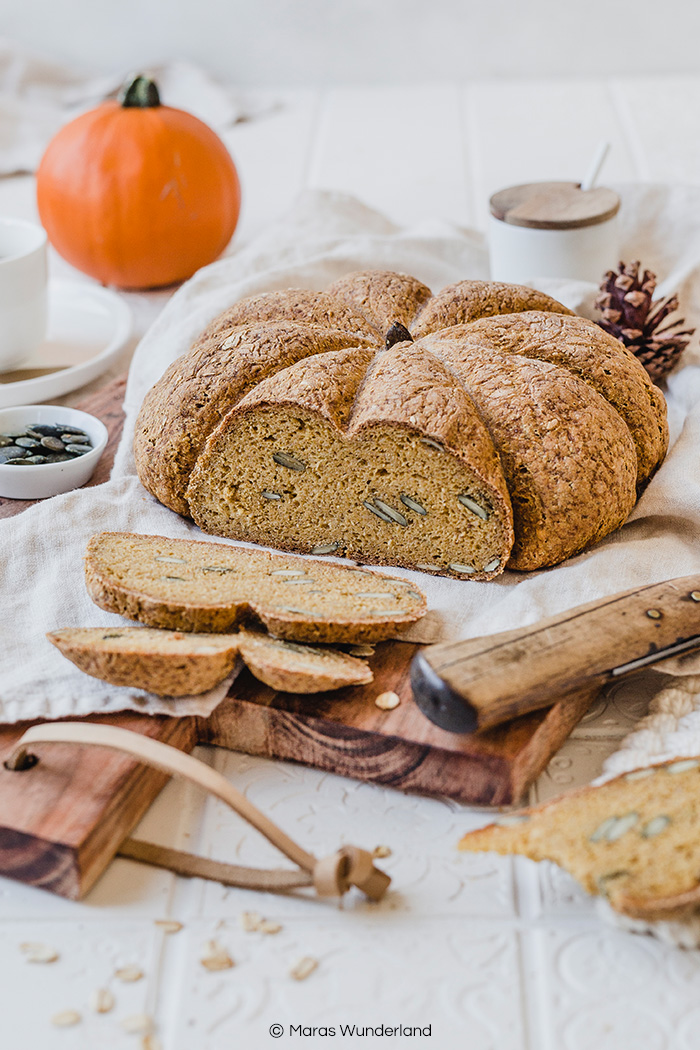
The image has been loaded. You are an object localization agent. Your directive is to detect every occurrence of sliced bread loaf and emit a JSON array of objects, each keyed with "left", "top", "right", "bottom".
[
  {"left": 186, "top": 341, "right": 515, "bottom": 579},
  {"left": 84, "top": 532, "right": 426, "bottom": 643},
  {"left": 134, "top": 270, "right": 667, "bottom": 576},
  {"left": 48, "top": 625, "right": 373, "bottom": 696},
  {"left": 459, "top": 757, "right": 700, "bottom": 920},
  {"left": 47, "top": 626, "right": 240, "bottom": 696}
]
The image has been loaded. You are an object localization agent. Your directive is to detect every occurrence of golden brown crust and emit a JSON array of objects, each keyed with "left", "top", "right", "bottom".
[
  {"left": 235, "top": 630, "right": 373, "bottom": 692},
  {"left": 327, "top": 269, "right": 432, "bottom": 331},
  {"left": 134, "top": 323, "right": 377, "bottom": 516},
  {"left": 411, "top": 280, "right": 573, "bottom": 337},
  {"left": 200, "top": 289, "right": 380, "bottom": 341},
  {"left": 460, "top": 311, "right": 669, "bottom": 485},
  {"left": 417, "top": 332, "right": 638, "bottom": 568},
  {"left": 228, "top": 345, "right": 376, "bottom": 428}
]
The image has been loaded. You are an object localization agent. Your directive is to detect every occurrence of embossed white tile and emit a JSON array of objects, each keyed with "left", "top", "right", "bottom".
[
  {"left": 0, "top": 921, "right": 161, "bottom": 1049},
  {"left": 529, "top": 926, "right": 700, "bottom": 1050},
  {"left": 165, "top": 919, "right": 525, "bottom": 1050},
  {"left": 180, "top": 749, "right": 516, "bottom": 920},
  {"left": 526, "top": 860, "right": 597, "bottom": 920}
]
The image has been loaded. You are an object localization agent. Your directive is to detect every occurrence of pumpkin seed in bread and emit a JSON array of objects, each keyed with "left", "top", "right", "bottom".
[
  {"left": 85, "top": 532, "right": 426, "bottom": 644},
  {"left": 459, "top": 758, "right": 700, "bottom": 920}
]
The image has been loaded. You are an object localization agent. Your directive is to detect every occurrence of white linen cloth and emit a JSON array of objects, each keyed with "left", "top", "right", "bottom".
[
  {"left": 3, "top": 184, "right": 700, "bottom": 723},
  {"left": 0, "top": 38, "right": 273, "bottom": 175}
]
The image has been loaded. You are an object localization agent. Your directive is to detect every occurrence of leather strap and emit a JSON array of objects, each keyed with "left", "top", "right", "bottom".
[{"left": 4, "top": 723, "right": 390, "bottom": 901}]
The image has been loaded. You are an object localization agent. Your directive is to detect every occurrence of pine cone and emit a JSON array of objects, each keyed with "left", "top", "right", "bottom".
[{"left": 595, "top": 261, "right": 695, "bottom": 382}]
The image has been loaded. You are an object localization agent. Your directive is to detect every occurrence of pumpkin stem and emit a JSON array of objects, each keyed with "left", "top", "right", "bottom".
[{"left": 120, "top": 74, "right": 161, "bottom": 109}]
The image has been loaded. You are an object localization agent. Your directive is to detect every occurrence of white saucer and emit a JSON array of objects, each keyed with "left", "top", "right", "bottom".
[{"left": 0, "top": 280, "right": 132, "bottom": 408}]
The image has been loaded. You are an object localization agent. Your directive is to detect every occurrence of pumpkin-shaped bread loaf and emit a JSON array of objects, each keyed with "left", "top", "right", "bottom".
[{"left": 134, "top": 272, "right": 668, "bottom": 578}]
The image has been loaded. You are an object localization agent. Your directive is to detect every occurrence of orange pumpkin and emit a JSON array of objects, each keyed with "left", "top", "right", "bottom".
[{"left": 36, "top": 75, "right": 241, "bottom": 289}]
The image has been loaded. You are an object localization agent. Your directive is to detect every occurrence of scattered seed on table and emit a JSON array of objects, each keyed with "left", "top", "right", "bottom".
[
  {"left": 90, "top": 988, "right": 115, "bottom": 1014},
  {"left": 115, "top": 965, "right": 144, "bottom": 982},
  {"left": 372, "top": 845, "right": 392, "bottom": 859},
  {"left": 259, "top": 919, "right": 283, "bottom": 935},
  {"left": 290, "top": 956, "right": 318, "bottom": 981},
  {"left": 154, "top": 919, "right": 183, "bottom": 934},
  {"left": 121, "top": 1014, "right": 153, "bottom": 1036},
  {"left": 142, "top": 1036, "right": 163, "bottom": 1050},
  {"left": 21, "top": 941, "right": 59, "bottom": 963},
  {"left": 200, "top": 940, "right": 234, "bottom": 970},
  {"left": 51, "top": 1010, "right": 81, "bottom": 1028},
  {"left": 375, "top": 691, "right": 400, "bottom": 710}
]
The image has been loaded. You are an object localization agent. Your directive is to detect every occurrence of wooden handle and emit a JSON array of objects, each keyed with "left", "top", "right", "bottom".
[
  {"left": 4, "top": 723, "right": 390, "bottom": 901},
  {"left": 411, "top": 576, "right": 700, "bottom": 734}
]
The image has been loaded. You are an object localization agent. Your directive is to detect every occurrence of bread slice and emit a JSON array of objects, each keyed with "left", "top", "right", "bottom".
[
  {"left": 48, "top": 625, "right": 373, "bottom": 696},
  {"left": 459, "top": 758, "right": 700, "bottom": 920},
  {"left": 236, "top": 630, "right": 373, "bottom": 692},
  {"left": 47, "top": 626, "right": 240, "bottom": 696},
  {"left": 84, "top": 532, "right": 426, "bottom": 644}
]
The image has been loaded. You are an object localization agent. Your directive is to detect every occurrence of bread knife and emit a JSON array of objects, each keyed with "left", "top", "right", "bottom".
[{"left": 410, "top": 575, "right": 700, "bottom": 734}]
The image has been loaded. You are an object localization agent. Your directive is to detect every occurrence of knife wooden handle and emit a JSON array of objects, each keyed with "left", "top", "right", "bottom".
[{"left": 411, "top": 575, "right": 700, "bottom": 734}]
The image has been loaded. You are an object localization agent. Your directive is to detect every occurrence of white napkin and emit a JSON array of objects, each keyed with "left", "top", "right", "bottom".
[
  {"left": 2, "top": 182, "right": 700, "bottom": 728},
  {"left": 0, "top": 37, "right": 274, "bottom": 175}
]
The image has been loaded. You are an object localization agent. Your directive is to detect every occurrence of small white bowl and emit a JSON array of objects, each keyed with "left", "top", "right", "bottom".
[{"left": 0, "top": 405, "right": 108, "bottom": 499}]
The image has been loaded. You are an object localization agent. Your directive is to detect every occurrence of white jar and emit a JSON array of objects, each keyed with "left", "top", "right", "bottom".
[{"left": 488, "top": 181, "right": 620, "bottom": 285}]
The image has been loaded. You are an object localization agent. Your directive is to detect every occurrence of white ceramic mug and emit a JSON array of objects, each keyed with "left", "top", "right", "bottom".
[{"left": 0, "top": 217, "right": 48, "bottom": 371}]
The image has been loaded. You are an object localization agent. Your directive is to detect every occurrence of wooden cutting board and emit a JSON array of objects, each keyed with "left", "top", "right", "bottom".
[{"left": 0, "top": 376, "right": 599, "bottom": 898}]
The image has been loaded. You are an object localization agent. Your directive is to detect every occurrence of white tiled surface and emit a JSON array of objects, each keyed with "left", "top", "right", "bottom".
[{"left": 3, "top": 77, "right": 700, "bottom": 1048}]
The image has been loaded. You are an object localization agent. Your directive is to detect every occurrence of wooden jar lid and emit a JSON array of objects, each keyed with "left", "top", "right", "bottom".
[{"left": 490, "top": 181, "right": 620, "bottom": 230}]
